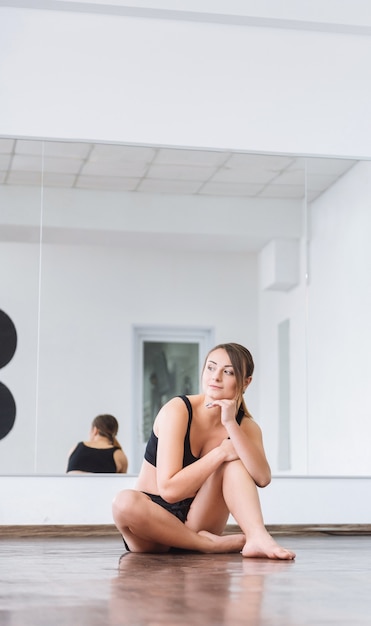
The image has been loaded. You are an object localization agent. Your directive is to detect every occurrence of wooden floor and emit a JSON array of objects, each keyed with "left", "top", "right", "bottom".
[{"left": 1, "top": 532, "right": 371, "bottom": 625}]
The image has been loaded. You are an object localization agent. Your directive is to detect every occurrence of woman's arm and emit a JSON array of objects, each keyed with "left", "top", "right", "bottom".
[
  {"left": 155, "top": 398, "right": 234, "bottom": 503},
  {"left": 114, "top": 449, "right": 128, "bottom": 473},
  {"left": 214, "top": 399, "right": 271, "bottom": 487},
  {"left": 66, "top": 444, "right": 77, "bottom": 473},
  {"left": 226, "top": 417, "right": 271, "bottom": 487}
]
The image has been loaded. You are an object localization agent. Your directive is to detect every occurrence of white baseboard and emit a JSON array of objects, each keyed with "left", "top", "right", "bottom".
[{"left": 1, "top": 474, "right": 370, "bottom": 526}]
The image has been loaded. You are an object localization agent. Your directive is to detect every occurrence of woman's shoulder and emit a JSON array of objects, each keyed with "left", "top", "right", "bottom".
[
  {"left": 162, "top": 394, "right": 204, "bottom": 413},
  {"left": 67, "top": 441, "right": 82, "bottom": 457},
  {"left": 155, "top": 394, "right": 201, "bottom": 429},
  {"left": 240, "top": 415, "right": 263, "bottom": 437},
  {"left": 82, "top": 441, "right": 115, "bottom": 450}
]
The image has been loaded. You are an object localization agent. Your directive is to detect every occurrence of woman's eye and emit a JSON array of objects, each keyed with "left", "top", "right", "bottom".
[{"left": 224, "top": 369, "right": 234, "bottom": 376}]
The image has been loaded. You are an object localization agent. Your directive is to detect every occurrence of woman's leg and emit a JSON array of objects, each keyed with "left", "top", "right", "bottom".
[
  {"left": 222, "top": 461, "right": 295, "bottom": 559},
  {"left": 185, "top": 464, "right": 230, "bottom": 534},
  {"left": 186, "top": 461, "right": 295, "bottom": 560},
  {"left": 112, "top": 489, "right": 245, "bottom": 554}
]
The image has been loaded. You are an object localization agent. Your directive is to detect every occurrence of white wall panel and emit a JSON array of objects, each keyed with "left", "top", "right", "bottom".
[
  {"left": 1, "top": 475, "right": 369, "bottom": 526},
  {"left": 1, "top": 7, "right": 371, "bottom": 157}
]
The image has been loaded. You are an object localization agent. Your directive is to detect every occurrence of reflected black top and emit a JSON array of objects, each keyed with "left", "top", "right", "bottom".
[
  {"left": 66, "top": 441, "right": 120, "bottom": 473},
  {"left": 144, "top": 395, "right": 245, "bottom": 468}
]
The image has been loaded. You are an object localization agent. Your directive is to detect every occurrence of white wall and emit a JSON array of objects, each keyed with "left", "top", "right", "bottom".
[
  {"left": 1, "top": 5, "right": 371, "bottom": 157},
  {"left": 1, "top": 474, "right": 370, "bottom": 526},
  {"left": 307, "top": 160, "right": 371, "bottom": 475},
  {"left": 258, "top": 236, "right": 308, "bottom": 474},
  {"left": 0, "top": 186, "right": 43, "bottom": 474},
  {"left": 258, "top": 161, "right": 371, "bottom": 477},
  {"left": 0, "top": 243, "right": 40, "bottom": 471},
  {"left": 2, "top": 2, "right": 371, "bottom": 525}
]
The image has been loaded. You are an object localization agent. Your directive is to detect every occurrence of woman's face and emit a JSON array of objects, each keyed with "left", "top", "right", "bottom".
[{"left": 201, "top": 348, "right": 239, "bottom": 400}]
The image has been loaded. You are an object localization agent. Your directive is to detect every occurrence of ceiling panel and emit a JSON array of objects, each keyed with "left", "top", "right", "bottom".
[{"left": 0, "top": 139, "right": 358, "bottom": 201}]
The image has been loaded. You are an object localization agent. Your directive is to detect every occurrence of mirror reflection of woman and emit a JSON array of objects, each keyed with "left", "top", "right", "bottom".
[
  {"left": 66, "top": 414, "right": 128, "bottom": 474},
  {"left": 112, "top": 343, "right": 295, "bottom": 559}
]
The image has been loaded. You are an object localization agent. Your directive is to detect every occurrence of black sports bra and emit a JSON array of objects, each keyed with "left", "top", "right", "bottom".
[
  {"left": 66, "top": 442, "right": 120, "bottom": 473},
  {"left": 144, "top": 395, "right": 245, "bottom": 468},
  {"left": 144, "top": 395, "right": 198, "bottom": 468}
]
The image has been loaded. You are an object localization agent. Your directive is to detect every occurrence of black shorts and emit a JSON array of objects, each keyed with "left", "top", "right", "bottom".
[{"left": 122, "top": 491, "right": 194, "bottom": 552}]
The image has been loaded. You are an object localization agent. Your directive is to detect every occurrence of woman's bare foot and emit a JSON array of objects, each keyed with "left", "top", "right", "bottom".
[
  {"left": 198, "top": 530, "right": 245, "bottom": 553},
  {"left": 241, "top": 528, "right": 296, "bottom": 560}
]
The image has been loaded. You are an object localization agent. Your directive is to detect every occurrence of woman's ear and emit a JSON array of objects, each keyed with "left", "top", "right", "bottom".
[{"left": 243, "top": 376, "right": 253, "bottom": 392}]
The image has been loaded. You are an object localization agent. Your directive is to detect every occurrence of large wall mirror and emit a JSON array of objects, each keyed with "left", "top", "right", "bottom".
[{"left": 0, "top": 137, "right": 369, "bottom": 476}]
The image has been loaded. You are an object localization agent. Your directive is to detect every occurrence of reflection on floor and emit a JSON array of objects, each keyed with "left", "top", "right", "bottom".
[{"left": 1, "top": 534, "right": 371, "bottom": 625}]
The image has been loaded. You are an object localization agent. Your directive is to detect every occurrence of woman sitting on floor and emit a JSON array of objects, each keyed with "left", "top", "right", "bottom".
[{"left": 113, "top": 342, "right": 295, "bottom": 559}]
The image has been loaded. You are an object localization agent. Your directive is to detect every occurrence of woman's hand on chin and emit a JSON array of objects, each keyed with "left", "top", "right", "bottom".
[{"left": 205, "top": 398, "right": 237, "bottom": 426}]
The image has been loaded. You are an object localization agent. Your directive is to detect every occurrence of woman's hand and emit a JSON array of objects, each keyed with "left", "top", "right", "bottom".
[
  {"left": 206, "top": 398, "right": 237, "bottom": 427},
  {"left": 219, "top": 437, "right": 239, "bottom": 462}
]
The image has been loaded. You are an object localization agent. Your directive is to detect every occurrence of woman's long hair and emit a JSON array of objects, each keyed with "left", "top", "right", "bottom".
[{"left": 92, "top": 414, "right": 122, "bottom": 448}]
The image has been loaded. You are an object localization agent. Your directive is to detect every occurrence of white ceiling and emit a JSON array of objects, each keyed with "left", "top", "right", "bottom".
[{"left": 0, "top": 138, "right": 357, "bottom": 202}]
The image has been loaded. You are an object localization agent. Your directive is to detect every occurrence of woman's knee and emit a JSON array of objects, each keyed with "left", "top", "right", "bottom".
[
  {"left": 112, "top": 489, "right": 144, "bottom": 524},
  {"left": 223, "top": 459, "right": 253, "bottom": 482}
]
